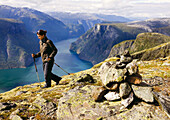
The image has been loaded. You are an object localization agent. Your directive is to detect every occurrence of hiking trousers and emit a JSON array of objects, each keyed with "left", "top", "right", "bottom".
[{"left": 43, "top": 60, "right": 61, "bottom": 87}]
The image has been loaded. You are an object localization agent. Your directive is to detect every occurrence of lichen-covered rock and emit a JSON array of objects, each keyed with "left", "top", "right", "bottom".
[
  {"left": 132, "top": 85, "right": 154, "bottom": 102},
  {"left": 77, "top": 74, "right": 94, "bottom": 83},
  {"left": 119, "top": 82, "right": 131, "bottom": 98},
  {"left": 120, "top": 55, "right": 132, "bottom": 64},
  {"left": 92, "top": 86, "right": 108, "bottom": 101},
  {"left": 126, "top": 60, "right": 139, "bottom": 75},
  {"left": 31, "top": 96, "right": 57, "bottom": 118},
  {"left": 121, "top": 92, "right": 134, "bottom": 107},
  {"left": 9, "top": 114, "right": 23, "bottom": 120},
  {"left": 105, "top": 69, "right": 127, "bottom": 85},
  {"left": 113, "top": 69, "right": 127, "bottom": 82},
  {"left": 57, "top": 85, "right": 123, "bottom": 120},
  {"left": 98, "top": 62, "right": 113, "bottom": 75},
  {"left": 153, "top": 91, "right": 170, "bottom": 118},
  {"left": 104, "top": 91, "right": 120, "bottom": 101},
  {"left": 99, "top": 63, "right": 117, "bottom": 86}
]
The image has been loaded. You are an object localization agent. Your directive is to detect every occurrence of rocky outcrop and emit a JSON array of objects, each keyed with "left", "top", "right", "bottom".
[
  {"left": 109, "top": 33, "right": 170, "bottom": 60},
  {"left": 0, "top": 56, "right": 169, "bottom": 119}
]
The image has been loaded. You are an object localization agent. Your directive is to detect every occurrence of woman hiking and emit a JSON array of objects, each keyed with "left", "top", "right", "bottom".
[{"left": 32, "top": 30, "right": 61, "bottom": 88}]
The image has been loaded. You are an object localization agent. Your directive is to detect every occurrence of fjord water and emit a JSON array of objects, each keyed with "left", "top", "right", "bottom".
[{"left": 0, "top": 38, "right": 93, "bottom": 93}]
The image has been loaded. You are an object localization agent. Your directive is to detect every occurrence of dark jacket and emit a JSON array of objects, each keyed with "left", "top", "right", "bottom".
[{"left": 34, "top": 37, "right": 57, "bottom": 63}]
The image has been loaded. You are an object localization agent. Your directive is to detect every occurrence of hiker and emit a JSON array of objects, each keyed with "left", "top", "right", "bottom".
[{"left": 32, "top": 30, "right": 61, "bottom": 88}]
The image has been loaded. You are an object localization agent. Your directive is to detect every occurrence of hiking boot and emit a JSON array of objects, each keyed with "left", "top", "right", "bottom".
[
  {"left": 42, "top": 85, "right": 51, "bottom": 88},
  {"left": 56, "top": 77, "right": 62, "bottom": 85}
]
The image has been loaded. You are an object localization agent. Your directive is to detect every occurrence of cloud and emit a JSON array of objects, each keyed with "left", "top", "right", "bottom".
[{"left": 0, "top": 0, "right": 169, "bottom": 19}]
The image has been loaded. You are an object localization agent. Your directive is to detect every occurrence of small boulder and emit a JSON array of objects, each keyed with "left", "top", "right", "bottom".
[
  {"left": 153, "top": 91, "right": 170, "bottom": 118},
  {"left": 120, "top": 55, "right": 132, "bottom": 64},
  {"left": 126, "top": 60, "right": 139, "bottom": 75},
  {"left": 0, "top": 102, "right": 16, "bottom": 111},
  {"left": 132, "top": 85, "right": 154, "bottom": 103},
  {"left": 104, "top": 69, "right": 127, "bottom": 84},
  {"left": 126, "top": 74, "right": 142, "bottom": 84},
  {"left": 115, "top": 61, "right": 126, "bottom": 69},
  {"left": 119, "top": 82, "right": 131, "bottom": 98},
  {"left": 15, "top": 91, "right": 27, "bottom": 96},
  {"left": 77, "top": 74, "right": 94, "bottom": 83},
  {"left": 92, "top": 86, "right": 108, "bottom": 102},
  {"left": 105, "top": 82, "right": 119, "bottom": 90},
  {"left": 104, "top": 91, "right": 120, "bottom": 101},
  {"left": 9, "top": 114, "right": 22, "bottom": 120},
  {"left": 121, "top": 92, "right": 134, "bottom": 107}
]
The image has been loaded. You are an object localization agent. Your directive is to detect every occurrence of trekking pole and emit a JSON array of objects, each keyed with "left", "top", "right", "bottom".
[
  {"left": 33, "top": 58, "right": 41, "bottom": 88},
  {"left": 54, "top": 63, "right": 70, "bottom": 75}
]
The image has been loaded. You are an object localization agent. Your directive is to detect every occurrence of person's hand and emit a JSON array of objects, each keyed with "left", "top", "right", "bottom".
[
  {"left": 32, "top": 54, "right": 35, "bottom": 58},
  {"left": 47, "top": 58, "right": 51, "bottom": 61}
]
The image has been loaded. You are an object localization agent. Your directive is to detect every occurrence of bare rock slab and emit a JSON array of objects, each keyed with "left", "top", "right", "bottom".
[
  {"left": 92, "top": 86, "right": 108, "bottom": 101},
  {"left": 132, "top": 85, "right": 154, "bottom": 103},
  {"left": 119, "top": 82, "right": 131, "bottom": 98},
  {"left": 104, "top": 91, "right": 120, "bottom": 101},
  {"left": 126, "top": 60, "right": 139, "bottom": 75},
  {"left": 121, "top": 92, "right": 134, "bottom": 107}
]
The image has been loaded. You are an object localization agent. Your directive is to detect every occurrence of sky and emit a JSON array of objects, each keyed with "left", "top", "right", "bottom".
[{"left": 0, "top": 0, "right": 170, "bottom": 19}]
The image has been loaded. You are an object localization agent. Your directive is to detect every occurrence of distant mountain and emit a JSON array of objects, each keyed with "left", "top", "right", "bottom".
[
  {"left": 0, "top": 5, "right": 74, "bottom": 41},
  {"left": 108, "top": 33, "right": 170, "bottom": 60},
  {"left": 48, "top": 12, "right": 132, "bottom": 32},
  {"left": 0, "top": 18, "right": 39, "bottom": 69},
  {"left": 127, "top": 18, "right": 170, "bottom": 36},
  {"left": 70, "top": 18, "right": 170, "bottom": 65}
]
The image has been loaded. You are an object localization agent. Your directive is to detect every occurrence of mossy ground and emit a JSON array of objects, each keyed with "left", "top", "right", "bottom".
[{"left": 0, "top": 56, "right": 169, "bottom": 119}]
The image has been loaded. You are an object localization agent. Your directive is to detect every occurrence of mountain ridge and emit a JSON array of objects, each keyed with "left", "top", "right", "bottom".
[{"left": 0, "top": 5, "right": 71, "bottom": 41}]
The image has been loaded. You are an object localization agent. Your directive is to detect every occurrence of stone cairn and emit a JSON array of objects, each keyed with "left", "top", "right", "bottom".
[{"left": 93, "top": 50, "right": 154, "bottom": 108}]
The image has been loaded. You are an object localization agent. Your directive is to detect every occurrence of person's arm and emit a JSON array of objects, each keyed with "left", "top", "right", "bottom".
[
  {"left": 47, "top": 40, "right": 57, "bottom": 58},
  {"left": 33, "top": 52, "right": 41, "bottom": 58}
]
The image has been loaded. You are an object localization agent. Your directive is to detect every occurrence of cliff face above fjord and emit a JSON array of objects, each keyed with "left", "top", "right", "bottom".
[
  {"left": 70, "top": 18, "right": 170, "bottom": 65},
  {"left": 70, "top": 23, "right": 146, "bottom": 65}
]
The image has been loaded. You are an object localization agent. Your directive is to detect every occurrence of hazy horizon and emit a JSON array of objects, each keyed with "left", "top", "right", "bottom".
[{"left": 0, "top": 0, "right": 170, "bottom": 20}]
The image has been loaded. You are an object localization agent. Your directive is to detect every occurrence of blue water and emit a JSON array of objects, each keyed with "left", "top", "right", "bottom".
[{"left": 0, "top": 38, "right": 93, "bottom": 93}]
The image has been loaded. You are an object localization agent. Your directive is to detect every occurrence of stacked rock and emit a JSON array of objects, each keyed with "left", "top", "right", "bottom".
[{"left": 95, "top": 50, "right": 154, "bottom": 108}]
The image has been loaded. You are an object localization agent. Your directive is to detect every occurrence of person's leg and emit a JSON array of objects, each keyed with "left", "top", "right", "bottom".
[
  {"left": 51, "top": 73, "right": 62, "bottom": 85},
  {"left": 43, "top": 62, "right": 53, "bottom": 87}
]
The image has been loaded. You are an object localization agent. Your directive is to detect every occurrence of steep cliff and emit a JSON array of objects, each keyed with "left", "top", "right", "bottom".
[
  {"left": 70, "top": 23, "right": 147, "bottom": 64},
  {"left": 0, "top": 18, "right": 39, "bottom": 69}
]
